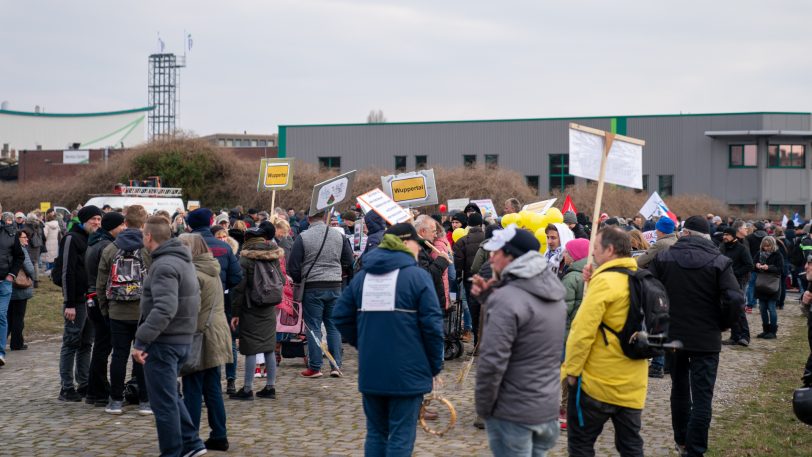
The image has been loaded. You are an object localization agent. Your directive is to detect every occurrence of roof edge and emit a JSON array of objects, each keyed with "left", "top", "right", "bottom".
[
  {"left": 0, "top": 106, "right": 154, "bottom": 118},
  {"left": 280, "top": 111, "right": 811, "bottom": 129}
]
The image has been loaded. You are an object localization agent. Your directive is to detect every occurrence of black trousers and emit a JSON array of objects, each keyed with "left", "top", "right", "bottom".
[
  {"left": 109, "top": 319, "right": 148, "bottom": 402},
  {"left": 670, "top": 351, "right": 719, "bottom": 457},
  {"left": 464, "top": 281, "right": 482, "bottom": 346},
  {"left": 730, "top": 276, "right": 751, "bottom": 342},
  {"left": 87, "top": 305, "right": 112, "bottom": 399},
  {"left": 567, "top": 385, "right": 644, "bottom": 457},
  {"left": 7, "top": 298, "right": 27, "bottom": 350},
  {"left": 803, "top": 308, "right": 812, "bottom": 386}
]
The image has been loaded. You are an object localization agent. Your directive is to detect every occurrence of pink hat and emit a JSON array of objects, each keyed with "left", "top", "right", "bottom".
[{"left": 565, "top": 238, "right": 590, "bottom": 262}]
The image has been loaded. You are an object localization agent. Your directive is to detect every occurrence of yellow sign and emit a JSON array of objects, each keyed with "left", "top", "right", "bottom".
[
  {"left": 40, "top": 202, "right": 51, "bottom": 212},
  {"left": 390, "top": 176, "right": 427, "bottom": 202},
  {"left": 265, "top": 163, "right": 290, "bottom": 187}
]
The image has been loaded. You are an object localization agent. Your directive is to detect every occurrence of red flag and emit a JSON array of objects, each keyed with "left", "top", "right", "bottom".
[{"left": 562, "top": 195, "right": 577, "bottom": 214}]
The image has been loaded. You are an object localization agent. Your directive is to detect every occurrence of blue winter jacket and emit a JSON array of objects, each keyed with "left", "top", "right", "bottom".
[
  {"left": 334, "top": 245, "right": 444, "bottom": 397},
  {"left": 190, "top": 227, "right": 242, "bottom": 290}
]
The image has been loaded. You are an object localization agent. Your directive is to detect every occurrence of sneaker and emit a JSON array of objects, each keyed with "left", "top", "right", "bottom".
[
  {"left": 76, "top": 385, "right": 88, "bottom": 398},
  {"left": 254, "top": 366, "right": 263, "bottom": 378},
  {"left": 737, "top": 338, "right": 750, "bottom": 347},
  {"left": 226, "top": 378, "right": 236, "bottom": 395},
  {"left": 461, "top": 330, "right": 473, "bottom": 343},
  {"left": 721, "top": 338, "right": 737, "bottom": 346},
  {"left": 559, "top": 409, "right": 567, "bottom": 432},
  {"left": 301, "top": 368, "right": 323, "bottom": 378},
  {"left": 473, "top": 416, "right": 485, "bottom": 429},
  {"left": 745, "top": 306, "right": 753, "bottom": 314},
  {"left": 675, "top": 443, "right": 688, "bottom": 457},
  {"left": 204, "top": 437, "right": 229, "bottom": 452},
  {"left": 763, "top": 332, "right": 777, "bottom": 340},
  {"left": 229, "top": 387, "right": 254, "bottom": 401},
  {"left": 330, "top": 369, "right": 342, "bottom": 378},
  {"left": 182, "top": 447, "right": 207, "bottom": 457},
  {"left": 138, "top": 402, "right": 153, "bottom": 416},
  {"left": 648, "top": 366, "right": 664, "bottom": 379},
  {"left": 256, "top": 385, "right": 276, "bottom": 399},
  {"left": 105, "top": 399, "right": 124, "bottom": 414},
  {"left": 0, "top": 355, "right": 5, "bottom": 367},
  {"left": 58, "top": 387, "right": 82, "bottom": 402}
]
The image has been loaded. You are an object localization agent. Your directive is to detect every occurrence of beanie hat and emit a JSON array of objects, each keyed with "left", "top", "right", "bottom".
[
  {"left": 463, "top": 202, "right": 481, "bottom": 215},
  {"left": 683, "top": 215, "right": 710, "bottom": 234},
  {"left": 483, "top": 225, "right": 540, "bottom": 258},
  {"left": 467, "top": 212, "right": 483, "bottom": 227},
  {"left": 563, "top": 211, "right": 577, "bottom": 225},
  {"left": 565, "top": 238, "right": 590, "bottom": 262},
  {"left": 215, "top": 213, "right": 230, "bottom": 226},
  {"left": 244, "top": 226, "right": 266, "bottom": 240},
  {"left": 655, "top": 217, "right": 675, "bottom": 235},
  {"left": 186, "top": 208, "right": 213, "bottom": 230},
  {"left": 258, "top": 220, "right": 276, "bottom": 240},
  {"left": 78, "top": 205, "right": 103, "bottom": 224},
  {"left": 604, "top": 217, "right": 620, "bottom": 226},
  {"left": 754, "top": 221, "right": 765, "bottom": 231},
  {"left": 722, "top": 227, "right": 737, "bottom": 237},
  {"left": 101, "top": 212, "right": 125, "bottom": 232},
  {"left": 451, "top": 212, "right": 468, "bottom": 228}
]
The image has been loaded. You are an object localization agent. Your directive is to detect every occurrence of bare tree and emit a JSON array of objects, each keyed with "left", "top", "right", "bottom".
[{"left": 366, "top": 109, "right": 387, "bottom": 124}]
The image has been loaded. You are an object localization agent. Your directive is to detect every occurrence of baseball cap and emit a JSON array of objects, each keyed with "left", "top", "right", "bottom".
[
  {"left": 483, "top": 224, "right": 540, "bottom": 258},
  {"left": 385, "top": 223, "right": 423, "bottom": 243},
  {"left": 14, "top": 212, "right": 24, "bottom": 218}
]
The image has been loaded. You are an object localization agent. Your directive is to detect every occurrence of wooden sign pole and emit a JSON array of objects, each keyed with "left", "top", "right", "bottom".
[
  {"left": 585, "top": 132, "right": 615, "bottom": 268},
  {"left": 271, "top": 189, "right": 277, "bottom": 214}
]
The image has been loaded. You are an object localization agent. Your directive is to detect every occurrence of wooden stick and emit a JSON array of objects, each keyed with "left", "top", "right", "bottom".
[
  {"left": 586, "top": 132, "right": 616, "bottom": 269},
  {"left": 271, "top": 189, "right": 276, "bottom": 213}
]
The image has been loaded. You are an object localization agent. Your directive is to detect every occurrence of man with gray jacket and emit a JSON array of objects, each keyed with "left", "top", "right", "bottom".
[
  {"left": 473, "top": 225, "right": 566, "bottom": 457},
  {"left": 132, "top": 216, "right": 205, "bottom": 457}
]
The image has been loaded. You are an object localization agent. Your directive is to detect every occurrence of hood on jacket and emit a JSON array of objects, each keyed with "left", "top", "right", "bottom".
[
  {"left": 88, "top": 228, "right": 114, "bottom": 246},
  {"left": 551, "top": 223, "right": 575, "bottom": 249},
  {"left": 240, "top": 238, "right": 284, "bottom": 261},
  {"left": 668, "top": 236, "right": 720, "bottom": 270},
  {"left": 150, "top": 237, "right": 192, "bottom": 263},
  {"left": 499, "top": 251, "right": 565, "bottom": 302},
  {"left": 566, "top": 257, "right": 588, "bottom": 274},
  {"left": 361, "top": 240, "right": 416, "bottom": 275},
  {"left": 364, "top": 211, "right": 387, "bottom": 234},
  {"left": 114, "top": 228, "right": 144, "bottom": 251},
  {"left": 752, "top": 230, "right": 768, "bottom": 239},
  {"left": 193, "top": 252, "right": 221, "bottom": 278}
]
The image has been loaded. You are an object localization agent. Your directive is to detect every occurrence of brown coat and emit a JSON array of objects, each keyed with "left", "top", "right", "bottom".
[{"left": 192, "top": 252, "right": 233, "bottom": 370}]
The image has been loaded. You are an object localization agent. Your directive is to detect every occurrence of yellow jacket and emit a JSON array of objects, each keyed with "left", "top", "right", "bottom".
[{"left": 563, "top": 257, "right": 648, "bottom": 410}]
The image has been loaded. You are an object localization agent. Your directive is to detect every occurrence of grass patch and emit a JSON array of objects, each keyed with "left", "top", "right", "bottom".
[
  {"left": 25, "top": 280, "right": 65, "bottom": 337},
  {"left": 708, "top": 312, "right": 811, "bottom": 457}
]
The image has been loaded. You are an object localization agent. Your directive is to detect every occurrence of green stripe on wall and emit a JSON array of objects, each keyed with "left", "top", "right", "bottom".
[
  {"left": 278, "top": 126, "right": 286, "bottom": 158},
  {"left": 610, "top": 118, "right": 617, "bottom": 134},
  {"left": 616, "top": 116, "right": 627, "bottom": 135}
]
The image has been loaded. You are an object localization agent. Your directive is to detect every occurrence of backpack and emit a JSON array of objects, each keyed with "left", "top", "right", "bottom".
[
  {"left": 599, "top": 267, "right": 670, "bottom": 360},
  {"left": 249, "top": 259, "right": 284, "bottom": 307},
  {"left": 106, "top": 249, "right": 147, "bottom": 301},
  {"left": 51, "top": 234, "right": 68, "bottom": 288}
]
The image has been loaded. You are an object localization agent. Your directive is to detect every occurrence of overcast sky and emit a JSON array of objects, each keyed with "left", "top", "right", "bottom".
[{"left": 2, "top": 1, "right": 810, "bottom": 136}]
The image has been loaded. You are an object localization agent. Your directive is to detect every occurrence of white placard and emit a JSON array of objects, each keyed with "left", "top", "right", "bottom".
[
  {"left": 447, "top": 198, "right": 470, "bottom": 213},
  {"left": 309, "top": 170, "right": 357, "bottom": 216},
  {"left": 523, "top": 198, "right": 557, "bottom": 214},
  {"left": 357, "top": 188, "right": 412, "bottom": 225},
  {"left": 361, "top": 270, "right": 399, "bottom": 311},
  {"left": 471, "top": 199, "right": 498, "bottom": 218},
  {"left": 642, "top": 230, "right": 658, "bottom": 245},
  {"left": 639, "top": 192, "right": 669, "bottom": 220},
  {"left": 63, "top": 150, "right": 90, "bottom": 164},
  {"left": 569, "top": 128, "right": 643, "bottom": 189}
]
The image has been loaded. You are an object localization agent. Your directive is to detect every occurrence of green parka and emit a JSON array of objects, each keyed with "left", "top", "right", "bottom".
[{"left": 192, "top": 252, "right": 233, "bottom": 370}]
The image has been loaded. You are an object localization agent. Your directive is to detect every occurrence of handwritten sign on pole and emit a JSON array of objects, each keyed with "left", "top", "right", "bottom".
[
  {"left": 357, "top": 188, "right": 412, "bottom": 225},
  {"left": 309, "top": 170, "right": 357, "bottom": 216},
  {"left": 569, "top": 123, "right": 645, "bottom": 189}
]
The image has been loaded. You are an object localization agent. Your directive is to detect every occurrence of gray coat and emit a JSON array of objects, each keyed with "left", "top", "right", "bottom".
[
  {"left": 134, "top": 238, "right": 200, "bottom": 349},
  {"left": 475, "top": 251, "right": 566, "bottom": 425},
  {"left": 11, "top": 247, "right": 35, "bottom": 301},
  {"left": 232, "top": 238, "right": 283, "bottom": 355}
]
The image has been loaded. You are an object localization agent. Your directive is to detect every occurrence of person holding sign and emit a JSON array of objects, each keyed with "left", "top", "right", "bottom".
[{"left": 333, "top": 223, "right": 444, "bottom": 457}]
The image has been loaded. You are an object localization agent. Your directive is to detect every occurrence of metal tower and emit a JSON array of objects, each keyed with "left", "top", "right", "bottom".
[{"left": 147, "top": 53, "right": 185, "bottom": 139}]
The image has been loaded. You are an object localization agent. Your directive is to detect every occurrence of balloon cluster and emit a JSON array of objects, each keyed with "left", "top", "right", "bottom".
[
  {"left": 500, "top": 207, "right": 566, "bottom": 253},
  {"left": 452, "top": 227, "right": 469, "bottom": 243}
]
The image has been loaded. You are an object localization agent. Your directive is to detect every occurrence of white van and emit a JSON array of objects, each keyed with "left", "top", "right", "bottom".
[{"left": 84, "top": 184, "right": 185, "bottom": 215}]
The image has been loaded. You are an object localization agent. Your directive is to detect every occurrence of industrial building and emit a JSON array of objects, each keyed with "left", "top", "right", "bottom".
[{"left": 279, "top": 111, "right": 812, "bottom": 216}]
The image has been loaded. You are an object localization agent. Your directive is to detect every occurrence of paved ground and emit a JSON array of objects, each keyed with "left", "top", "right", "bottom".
[{"left": 0, "top": 304, "right": 805, "bottom": 456}]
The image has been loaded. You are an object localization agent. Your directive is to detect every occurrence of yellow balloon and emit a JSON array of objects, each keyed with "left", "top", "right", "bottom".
[
  {"left": 534, "top": 227, "right": 548, "bottom": 245},
  {"left": 452, "top": 228, "right": 467, "bottom": 243},
  {"left": 546, "top": 207, "right": 564, "bottom": 224},
  {"left": 519, "top": 210, "right": 534, "bottom": 229},
  {"left": 501, "top": 213, "right": 520, "bottom": 228},
  {"left": 528, "top": 213, "right": 545, "bottom": 231}
]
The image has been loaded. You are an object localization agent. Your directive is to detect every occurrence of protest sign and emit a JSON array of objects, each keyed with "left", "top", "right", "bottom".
[
  {"left": 309, "top": 170, "right": 357, "bottom": 217},
  {"left": 187, "top": 200, "right": 201, "bottom": 211},
  {"left": 639, "top": 191, "right": 677, "bottom": 221},
  {"left": 642, "top": 230, "right": 658, "bottom": 245},
  {"left": 569, "top": 124, "right": 644, "bottom": 189},
  {"left": 471, "top": 199, "right": 498, "bottom": 218},
  {"left": 447, "top": 198, "right": 470, "bottom": 213},
  {"left": 381, "top": 169, "right": 438, "bottom": 208},
  {"left": 257, "top": 158, "right": 294, "bottom": 191},
  {"left": 40, "top": 202, "right": 51, "bottom": 212},
  {"left": 357, "top": 188, "right": 412, "bottom": 225},
  {"left": 522, "top": 198, "right": 557, "bottom": 214}
]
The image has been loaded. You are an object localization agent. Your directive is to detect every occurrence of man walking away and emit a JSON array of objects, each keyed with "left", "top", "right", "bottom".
[
  {"left": 132, "top": 216, "right": 205, "bottom": 457},
  {"left": 0, "top": 212, "right": 25, "bottom": 367},
  {"left": 473, "top": 225, "right": 566, "bottom": 456},
  {"left": 334, "top": 223, "right": 444, "bottom": 457},
  {"left": 58, "top": 205, "right": 103, "bottom": 401},
  {"left": 719, "top": 226, "right": 753, "bottom": 347},
  {"left": 563, "top": 227, "right": 648, "bottom": 457},
  {"left": 649, "top": 216, "right": 743, "bottom": 457}
]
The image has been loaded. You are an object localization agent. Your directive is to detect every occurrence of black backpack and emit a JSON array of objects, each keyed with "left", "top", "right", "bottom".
[
  {"left": 249, "top": 260, "right": 284, "bottom": 307},
  {"left": 51, "top": 234, "right": 68, "bottom": 288},
  {"left": 599, "top": 267, "right": 670, "bottom": 360}
]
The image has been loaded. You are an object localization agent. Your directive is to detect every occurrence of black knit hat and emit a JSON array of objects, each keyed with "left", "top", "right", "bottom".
[
  {"left": 683, "top": 215, "right": 710, "bottom": 234},
  {"left": 77, "top": 205, "right": 103, "bottom": 224},
  {"left": 467, "top": 212, "right": 483, "bottom": 227},
  {"left": 451, "top": 212, "right": 468, "bottom": 228},
  {"left": 101, "top": 212, "right": 125, "bottom": 232}
]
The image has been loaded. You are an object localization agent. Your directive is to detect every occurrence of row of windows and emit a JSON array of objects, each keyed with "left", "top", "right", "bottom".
[
  {"left": 729, "top": 144, "right": 805, "bottom": 168},
  {"left": 217, "top": 139, "right": 275, "bottom": 148}
]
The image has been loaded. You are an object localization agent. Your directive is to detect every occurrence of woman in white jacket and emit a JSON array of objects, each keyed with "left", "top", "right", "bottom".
[{"left": 43, "top": 211, "right": 61, "bottom": 270}]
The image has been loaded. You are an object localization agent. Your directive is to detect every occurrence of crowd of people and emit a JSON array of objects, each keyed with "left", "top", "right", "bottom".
[{"left": 1, "top": 196, "right": 811, "bottom": 457}]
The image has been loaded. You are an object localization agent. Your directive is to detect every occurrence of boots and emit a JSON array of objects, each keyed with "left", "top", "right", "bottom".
[
  {"left": 764, "top": 324, "right": 778, "bottom": 339},
  {"left": 756, "top": 324, "right": 769, "bottom": 339}
]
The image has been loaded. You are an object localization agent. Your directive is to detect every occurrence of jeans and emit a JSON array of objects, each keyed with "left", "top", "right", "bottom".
[
  {"left": 59, "top": 302, "right": 94, "bottom": 390},
  {"left": 746, "top": 272, "right": 757, "bottom": 307},
  {"left": 142, "top": 342, "right": 204, "bottom": 457},
  {"left": 7, "top": 298, "right": 27, "bottom": 350},
  {"left": 464, "top": 281, "right": 481, "bottom": 344},
  {"left": 109, "top": 319, "right": 148, "bottom": 402},
  {"left": 87, "top": 305, "right": 112, "bottom": 399},
  {"left": 485, "top": 417, "right": 559, "bottom": 457},
  {"left": 182, "top": 366, "right": 228, "bottom": 441},
  {"left": 302, "top": 288, "right": 342, "bottom": 371},
  {"left": 650, "top": 355, "right": 665, "bottom": 370},
  {"left": 0, "top": 280, "right": 13, "bottom": 357},
  {"left": 670, "top": 351, "right": 719, "bottom": 457},
  {"left": 460, "top": 283, "right": 473, "bottom": 331},
  {"left": 567, "top": 386, "right": 643, "bottom": 457},
  {"left": 362, "top": 393, "right": 423, "bottom": 457},
  {"left": 759, "top": 298, "right": 778, "bottom": 328},
  {"left": 730, "top": 276, "right": 750, "bottom": 342}
]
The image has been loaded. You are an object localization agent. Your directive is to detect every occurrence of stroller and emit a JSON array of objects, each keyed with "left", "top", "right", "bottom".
[
  {"left": 275, "top": 264, "right": 308, "bottom": 366},
  {"left": 444, "top": 290, "right": 464, "bottom": 360}
]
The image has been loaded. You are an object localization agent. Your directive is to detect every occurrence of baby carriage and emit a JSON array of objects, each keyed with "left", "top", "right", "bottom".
[
  {"left": 275, "top": 262, "right": 308, "bottom": 366},
  {"left": 444, "top": 290, "right": 464, "bottom": 360}
]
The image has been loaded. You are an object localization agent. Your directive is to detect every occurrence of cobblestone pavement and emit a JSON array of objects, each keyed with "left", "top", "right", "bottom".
[{"left": 0, "top": 305, "right": 804, "bottom": 456}]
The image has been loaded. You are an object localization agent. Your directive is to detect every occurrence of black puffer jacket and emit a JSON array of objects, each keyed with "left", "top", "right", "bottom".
[
  {"left": 453, "top": 226, "right": 486, "bottom": 281},
  {"left": 0, "top": 224, "right": 24, "bottom": 281},
  {"left": 649, "top": 236, "right": 744, "bottom": 353},
  {"left": 719, "top": 240, "right": 754, "bottom": 281},
  {"left": 417, "top": 244, "right": 450, "bottom": 309},
  {"left": 746, "top": 230, "right": 768, "bottom": 261}
]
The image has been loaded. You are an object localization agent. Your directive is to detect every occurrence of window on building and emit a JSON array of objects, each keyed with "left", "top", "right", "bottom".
[
  {"left": 729, "top": 144, "right": 758, "bottom": 167},
  {"left": 484, "top": 154, "right": 499, "bottom": 168},
  {"left": 768, "top": 144, "right": 805, "bottom": 168},
  {"left": 463, "top": 155, "right": 477, "bottom": 168},
  {"left": 526, "top": 175, "right": 540, "bottom": 195},
  {"left": 226, "top": 139, "right": 233, "bottom": 147},
  {"left": 415, "top": 155, "right": 427, "bottom": 169},
  {"left": 768, "top": 204, "right": 805, "bottom": 218},
  {"left": 658, "top": 175, "right": 674, "bottom": 197},
  {"left": 251, "top": 140, "right": 258, "bottom": 147},
  {"left": 395, "top": 155, "right": 407, "bottom": 171},
  {"left": 548, "top": 154, "right": 575, "bottom": 193},
  {"left": 318, "top": 156, "right": 341, "bottom": 172},
  {"left": 728, "top": 204, "right": 757, "bottom": 216},
  {"left": 258, "top": 140, "right": 267, "bottom": 147},
  {"left": 218, "top": 139, "right": 226, "bottom": 147},
  {"left": 642, "top": 174, "right": 649, "bottom": 192}
]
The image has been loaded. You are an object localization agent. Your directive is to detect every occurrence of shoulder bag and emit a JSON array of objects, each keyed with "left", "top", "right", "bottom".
[
  {"left": 179, "top": 303, "right": 216, "bottom": 377},
  {"left": 755, "top": 271, "right": 780, "bottom": 296}
]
